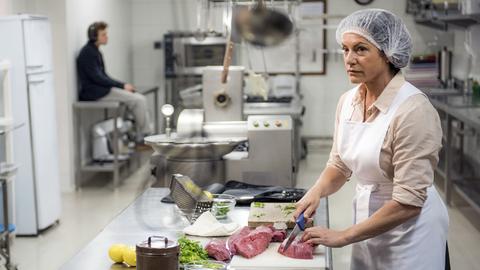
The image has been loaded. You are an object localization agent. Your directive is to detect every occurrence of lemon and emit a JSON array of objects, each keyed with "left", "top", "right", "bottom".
[
  {"left": 108, "top": 244, "right": 127, "bottom": 263},
  {"left": 123, "top": 246, "right": 136, "bottom": 267},
  {"left": 203, "top": 191, "right": 213, "bottom": 200}
]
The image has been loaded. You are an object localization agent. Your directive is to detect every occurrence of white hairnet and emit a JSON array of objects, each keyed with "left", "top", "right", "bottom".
[{"left": 335, "top": 9, "right": 412, "bottom": 69}]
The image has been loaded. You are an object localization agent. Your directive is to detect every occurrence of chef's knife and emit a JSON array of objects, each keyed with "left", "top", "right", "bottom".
[{"left": 283, "top": 211, "right": 305, "bottom": 251}]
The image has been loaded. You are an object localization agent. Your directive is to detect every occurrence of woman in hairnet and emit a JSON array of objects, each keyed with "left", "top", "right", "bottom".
[{"left": 293, "top": 9, "right": 449, "bottom": 269}]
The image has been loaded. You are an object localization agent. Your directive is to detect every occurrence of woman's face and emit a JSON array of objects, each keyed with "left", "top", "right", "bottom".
[{"left": 341, "top": 33, "right": 390, "bottom": 84}]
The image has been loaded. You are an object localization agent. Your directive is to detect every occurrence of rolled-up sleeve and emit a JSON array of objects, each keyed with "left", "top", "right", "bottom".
[
  {"left": 390, "top": 97, "right": 442, "bottom": 207},
  {"left": 326, "top": 93, "right": 353, "bottom": 179}
]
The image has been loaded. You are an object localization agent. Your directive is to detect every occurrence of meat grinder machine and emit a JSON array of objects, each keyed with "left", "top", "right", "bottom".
[{"left": 146, "top": 66, "right": 295, "bottom": 188}]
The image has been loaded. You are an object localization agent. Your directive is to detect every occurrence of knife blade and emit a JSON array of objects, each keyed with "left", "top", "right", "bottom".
[{"left": 283, "top": 211, "right": 305, "bottom": 251}]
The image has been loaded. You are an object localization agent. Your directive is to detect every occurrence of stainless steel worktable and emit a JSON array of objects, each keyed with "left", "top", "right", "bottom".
[
  {"left": 60, "top": 188, "right": 332, "bottom": 269},
  {"left": 425, "top": 90, "right": 480, "bottom": 213}
]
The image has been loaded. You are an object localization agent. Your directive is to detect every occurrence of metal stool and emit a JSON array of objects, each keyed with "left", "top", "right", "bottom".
[{"left": 73, "top": 101, "right": 127, "bottom": 189}]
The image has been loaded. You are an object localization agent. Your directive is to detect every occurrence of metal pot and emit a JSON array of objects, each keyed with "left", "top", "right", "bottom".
[
  {"left": 234, "top": 0, "right": 293, "bottom": 47},
  {"left": 136, "top": 236, "right": 179, "bottom": 270}
]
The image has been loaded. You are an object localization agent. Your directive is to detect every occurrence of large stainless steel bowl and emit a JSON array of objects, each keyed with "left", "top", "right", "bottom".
[{"left": 144, "top": 133, "right": 247, "bottom": 160}]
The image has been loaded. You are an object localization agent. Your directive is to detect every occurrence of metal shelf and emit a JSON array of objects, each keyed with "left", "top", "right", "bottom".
[
  {"left": 437, "top": 13, "right": 480, "bottom": 28},
  {"left": 414, "top": 13, "right": 480, "bottom": 31},
  {"left": 414, "top": 16, "right": 447, "bottom": 31}
]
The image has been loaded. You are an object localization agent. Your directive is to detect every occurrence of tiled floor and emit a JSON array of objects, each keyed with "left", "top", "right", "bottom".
[{"left": 10, "top": 142, "right": 480, "bottom": 269}]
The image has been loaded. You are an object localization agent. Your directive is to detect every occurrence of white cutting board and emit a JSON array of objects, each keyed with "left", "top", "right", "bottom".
[{"left": 230, "top": 243, "right": 326, "bottom": 270}]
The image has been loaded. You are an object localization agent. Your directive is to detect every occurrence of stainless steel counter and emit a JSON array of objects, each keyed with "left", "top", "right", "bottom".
[
  {"left": 430, "top": 97, "right": 480, "bottom": 131},
  {"left": 60, "top": 188, "right": 332, "bottom": 269},
  {"left": 425, "top": 89, "right": 480, "bottom": 213}
]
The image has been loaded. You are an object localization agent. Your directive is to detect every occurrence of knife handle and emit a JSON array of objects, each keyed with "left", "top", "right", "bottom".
[{"left": 296, "top": 212, "right": 305, "bottom": 230}]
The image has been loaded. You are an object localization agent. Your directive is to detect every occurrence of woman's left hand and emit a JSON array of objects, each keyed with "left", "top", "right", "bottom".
[{"left": 301, "top": 226, "right": 350, "bottom": 248}]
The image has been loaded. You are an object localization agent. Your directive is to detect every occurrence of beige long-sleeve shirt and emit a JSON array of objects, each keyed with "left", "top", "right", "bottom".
[{"left": 327, "top": 73, "right": 442, "bottom": 207}]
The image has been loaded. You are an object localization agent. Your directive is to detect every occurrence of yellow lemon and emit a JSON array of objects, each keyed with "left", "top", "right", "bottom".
[
  {"left": 108, "top": 244, "right": 127, "bottom": 263},
  {"left": 203, "top": 191, "right": 213, "bottom": 200},
  {"left": 123, "top": 246, "right": 136, "bottom": 267}
]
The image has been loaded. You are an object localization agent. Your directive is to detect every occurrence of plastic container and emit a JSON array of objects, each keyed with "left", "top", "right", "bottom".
[
  {"left": 136, "top": 236, "right": 180, "bottom": 270},
  {"left": 211, "top": 194, "right": 236, "bottom": 219},
  {"left": 183, "top": 260, "right": 228, "bottom": 270}
]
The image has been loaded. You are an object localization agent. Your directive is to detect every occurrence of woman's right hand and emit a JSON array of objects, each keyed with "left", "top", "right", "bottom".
[{"left": 293, "top": 187, "right": 321, "bottom": 220}]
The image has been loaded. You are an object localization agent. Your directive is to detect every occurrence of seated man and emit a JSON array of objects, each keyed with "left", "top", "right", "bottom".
[{"left": 77, "top": 21, "right": 151, "bottom": 143}]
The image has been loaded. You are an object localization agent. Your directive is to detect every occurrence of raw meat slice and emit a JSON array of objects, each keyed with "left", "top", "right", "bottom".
[
  {"left": 234, "top": 226, "right": 274, "bottom": 258},
  {"left": 278, "top": 238, "right": 314, "bottom": 259},
  {"left": 205, "top": 239, "right": 231, "bottom": 261},
  {"left": 271, "top": 229, "right": 287, "bottom": 242},
  {"left": 227, "top": 226, "right": 252, "bottom": 255}
]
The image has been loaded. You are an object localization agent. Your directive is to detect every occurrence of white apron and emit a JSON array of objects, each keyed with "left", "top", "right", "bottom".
[{"left": 337, "top": 82, "right": 449, "bottom": 270}]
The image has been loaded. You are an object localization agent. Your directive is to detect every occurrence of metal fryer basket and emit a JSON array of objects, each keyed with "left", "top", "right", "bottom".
[{"left": 169, "top": 174, "right": 213, "bottom": 222}]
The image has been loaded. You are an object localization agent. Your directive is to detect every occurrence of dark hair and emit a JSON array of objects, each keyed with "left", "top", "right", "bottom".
[
  {"left": 389, "top": 62, "right": 400, "bottom": 75},
  {"left": 87, "top": 21, "right": 108, "bottom": 41},
  {"left": 379, "top": 50, "right": 400, "bottom": 75}
]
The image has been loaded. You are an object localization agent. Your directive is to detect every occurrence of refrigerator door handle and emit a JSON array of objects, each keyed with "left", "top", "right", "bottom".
[
  {"left": 28, "top": 79, "right": 45, "bottom": 84},
  {"left": 26, "top": 64, "right": 43, "bottom": 68}
]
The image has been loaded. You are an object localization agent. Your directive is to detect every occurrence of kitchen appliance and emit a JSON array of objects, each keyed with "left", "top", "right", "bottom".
[
  {"left": 149, "top": 65, "right": 295, "bottom": 188},
  {"left": 203, "top": 66, "right": 244, "bottom": 121},
  {"left": 147, "top": 109, "right": 294, "bottom": 188},
  {"left": 0, "top": 15, "right": 61, "bottom": 235},
  {"left": 164, "top": 32, "right": 227, "bottom": 78},
  {"left": 92, "top": 117, "right": 132, "bottom": 162},
  {"left": 163, "top": 31, "right": 229, "bottom": 122},
  {"left": 244, "top": 98, "right": 305, "bottom": 170},
  {"left": 147, "top": 132, "right": 246, "bottom": 188},
  {"left": 234, "top": 0, "right": 294, "bottom": 47},
  {"left": 136, "top": 236, "right": 180, "bottom": 270}
]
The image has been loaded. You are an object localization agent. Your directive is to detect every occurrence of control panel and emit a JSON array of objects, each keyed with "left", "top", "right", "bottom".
[{"left": 247, "top": 115, "right": 292, "bottom": 130}]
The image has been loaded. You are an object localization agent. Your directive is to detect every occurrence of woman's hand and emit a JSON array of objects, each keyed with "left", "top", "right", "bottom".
[
  {"left": 301, "top": 226, "right": 350, "bottom": 248},
  {"left": 293, "top": 167, "right": 348, "bottom": 220},
  {"left": 293, "top": 187, "right": 321, "bottom": 219}
]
